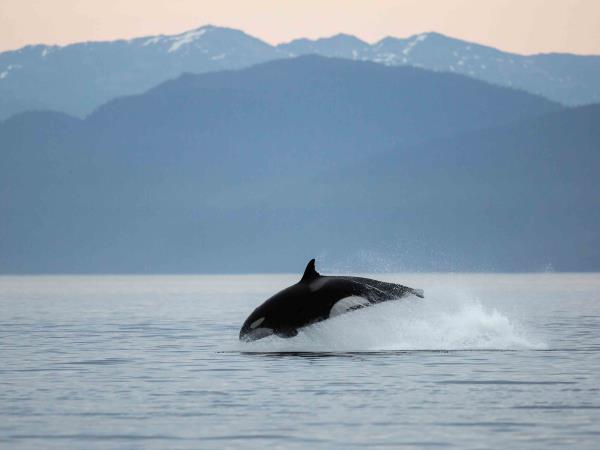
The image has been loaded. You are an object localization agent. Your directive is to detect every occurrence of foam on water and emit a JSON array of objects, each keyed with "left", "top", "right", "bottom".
[{"left": 237, "top": 287, "right": 546, "bottom": 352}]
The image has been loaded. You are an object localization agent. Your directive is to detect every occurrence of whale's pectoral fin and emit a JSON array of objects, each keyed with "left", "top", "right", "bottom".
[
  {"left": 275, "top": 328, "right": 299, "bottom": 339},
  {"left": 411, "top": 288, "right": 424, "bottom": 298},
  {"left": 300, "top": 258, "right": 321, "bottom": 282},
  {"left": 329, "top": 296, "right": 372, "bottom": 318}
]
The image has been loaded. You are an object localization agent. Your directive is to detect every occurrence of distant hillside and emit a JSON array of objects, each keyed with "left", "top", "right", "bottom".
[
  {"left": 1, "top": 25, "right": 599, "bottom": 120},
  {"left": 1, "top": 56, "right": 584, "bottom": 273},
  {"left": 305, "top": 104, "right": 600, "bottom": 271}
]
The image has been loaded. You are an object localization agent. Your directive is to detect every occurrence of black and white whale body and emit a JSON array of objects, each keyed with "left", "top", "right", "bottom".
[{"left": 239, "top": 259, "right": 424, "bottom": 342}]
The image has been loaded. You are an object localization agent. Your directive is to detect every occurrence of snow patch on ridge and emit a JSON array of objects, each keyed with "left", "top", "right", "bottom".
[
  {"left": 0, "top": 64, "right": 22, "bottom": 80},
  {"left": 143, "top": 36, "right": 163, "bottom": 46},
  {"left": 167, "top": 29, "right": 208, "bottom": 53},
  {"left": 402, "top": 33, "right": 428, "bottom": 56},
  {"left": 373, "top": 53, "right": 398, "bottom": 65}
]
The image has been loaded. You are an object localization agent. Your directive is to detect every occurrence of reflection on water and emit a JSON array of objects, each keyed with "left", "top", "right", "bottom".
[{"left": 1, "top": 273, "right": 600, "bottom": 449}]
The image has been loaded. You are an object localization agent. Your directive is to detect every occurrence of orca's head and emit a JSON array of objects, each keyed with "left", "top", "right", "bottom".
[
  {"left": 239, "top": 308, "right": 275, "bottom": 342},
  {"left": 239, "top": 284, "right": 302, "bottom": 342},
  {"left": 239, "top": 259, "right": 320, "bottom": 342}
]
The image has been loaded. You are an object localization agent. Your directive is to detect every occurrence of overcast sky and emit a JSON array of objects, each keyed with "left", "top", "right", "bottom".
[{"left": 1, "top": 0, "right": 598, "bottom": 54}]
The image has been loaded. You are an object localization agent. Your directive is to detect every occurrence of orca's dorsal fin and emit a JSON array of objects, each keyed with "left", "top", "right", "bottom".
[{"left": 300, "top": 259, "right": 320, "bottom": 282}]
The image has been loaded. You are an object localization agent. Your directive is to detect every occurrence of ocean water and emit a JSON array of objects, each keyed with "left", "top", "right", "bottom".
[{"left": 1, "top": 273, "right": 599, "bottom": 449}]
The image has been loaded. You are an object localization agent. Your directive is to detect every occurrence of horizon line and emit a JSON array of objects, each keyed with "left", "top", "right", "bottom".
[{"left": 1, "top": 271, "right": 598, "bottom": 277}]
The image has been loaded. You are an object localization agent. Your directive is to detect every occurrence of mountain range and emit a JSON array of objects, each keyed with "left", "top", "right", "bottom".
[
  {"left": 1, "top": 56, "right": 597, "bottom": 273},
  {"left": 1, "top": 25, "right": 599, "bottom": 120}
]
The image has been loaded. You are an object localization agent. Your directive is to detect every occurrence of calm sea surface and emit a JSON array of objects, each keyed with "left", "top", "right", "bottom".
[{"left": 1, "top": 273, "right": 600, "bottom": 449}]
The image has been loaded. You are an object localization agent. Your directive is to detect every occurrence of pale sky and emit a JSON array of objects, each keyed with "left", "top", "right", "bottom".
[{"left": 0, "top": 0, "right": 599, "bottom": 55}]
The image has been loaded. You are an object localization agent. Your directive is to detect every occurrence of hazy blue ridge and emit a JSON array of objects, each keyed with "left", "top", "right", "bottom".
[
  {"left": 1, "top": 25, "right": 599, "bottom": 120},
  {"left": 2, "top": 56, "right": 596, "bottom": 273}
]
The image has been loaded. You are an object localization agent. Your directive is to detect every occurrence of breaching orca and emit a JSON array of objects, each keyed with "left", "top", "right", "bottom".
[{"left": 239, "top": 259, "right": 424, "bottom": 342}]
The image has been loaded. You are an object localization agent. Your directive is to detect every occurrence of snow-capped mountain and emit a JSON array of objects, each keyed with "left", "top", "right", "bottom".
[
  {"left": 281, "top": 32, "right": 600, "bottom": 107},
  {"left": 0, "top": 25, "right": 599, "bottom": 120},
  {"left": 0, "top": 25, "right": 283, "bottom": 120}
]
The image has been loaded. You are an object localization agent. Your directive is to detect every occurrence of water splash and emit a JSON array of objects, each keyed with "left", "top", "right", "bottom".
[{"left": 237, "top": 287, "right": 546, "bottom": 352}]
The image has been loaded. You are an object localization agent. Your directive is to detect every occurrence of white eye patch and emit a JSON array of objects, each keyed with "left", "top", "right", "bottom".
[{"left": 250, "top": 317, "right": 265, "bottom": 329}]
